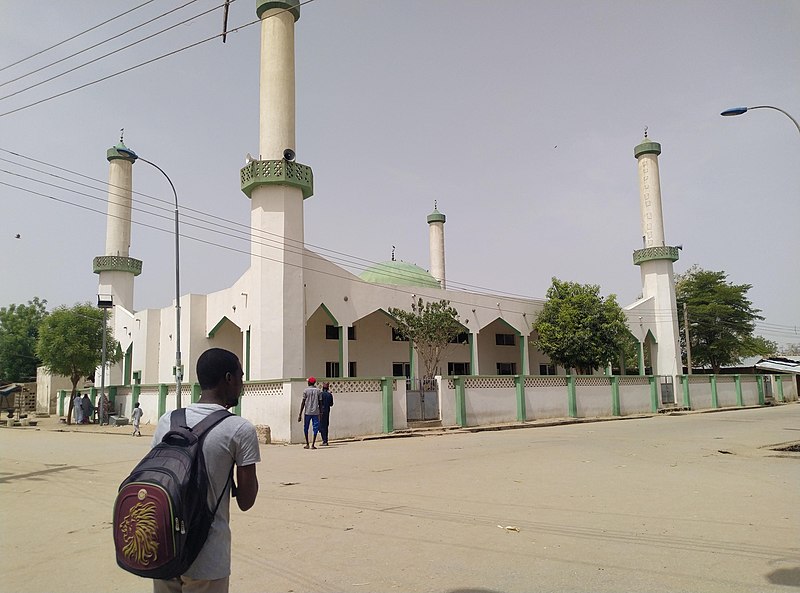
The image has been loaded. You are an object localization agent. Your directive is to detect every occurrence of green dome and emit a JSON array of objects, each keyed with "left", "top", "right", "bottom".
[{"left": 359, "top": 261, "right": 440, "bottom": 289}]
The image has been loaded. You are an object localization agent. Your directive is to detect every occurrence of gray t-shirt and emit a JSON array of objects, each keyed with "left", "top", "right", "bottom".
[
  {"left": 151, "top": 404, "right": 260, "bottom": 580},
  {"left": 302, "top": 387, "right": 321, "bottom": 415},
  {"left": 131, "top": 407, "right": 143, "bottom": 426}
]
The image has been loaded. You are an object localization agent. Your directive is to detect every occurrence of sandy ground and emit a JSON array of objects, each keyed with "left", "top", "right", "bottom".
[{"left": 1, "top": 405, "right": 798, "bottom": 593}]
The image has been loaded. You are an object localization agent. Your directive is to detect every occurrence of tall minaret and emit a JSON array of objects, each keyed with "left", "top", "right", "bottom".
[
  {"left": 632, "top": 130, "right": 680, "bottom": 379},
  {"left": 427, "top": 203, "right": 446, "bottom": 289},
  {"left": 93, "top": 136, "right": 142, "bottom": 313},
  {"left": 240, "top": 0, "right": 313, "bottom": 380}
]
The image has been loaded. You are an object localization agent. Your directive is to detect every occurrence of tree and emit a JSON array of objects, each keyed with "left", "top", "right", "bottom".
[
  {"left": 676, "top": 266, "right": 772, "bottom": 373},
  {"left": 36, "top": 303, "right": 119, "bottom": 424},
  {"left": 388, "top": 299, "right": 464, "bottom": 382},
  {"left": 533, "top": 278, "right": 630, "bottom": 374},
  {"left": 779, "top": 343, "right": 800, "bottom": 356},
  {"left": 0, "top": 297, "right": 48, "bottom": 383}
]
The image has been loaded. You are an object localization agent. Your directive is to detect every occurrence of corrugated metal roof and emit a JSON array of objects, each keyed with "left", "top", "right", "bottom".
[{"left": 755, "top": 357, "right": 800, "bottom": 374}]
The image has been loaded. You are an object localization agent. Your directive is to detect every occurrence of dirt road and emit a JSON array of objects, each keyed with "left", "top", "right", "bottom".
[{"left": 1, "top": 405, "right": 798, "bottom": 592}]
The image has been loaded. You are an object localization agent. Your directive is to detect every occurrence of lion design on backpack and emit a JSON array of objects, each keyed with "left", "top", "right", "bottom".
[{"left": 120, "top": 501, "right": 159, "bottom": 566}]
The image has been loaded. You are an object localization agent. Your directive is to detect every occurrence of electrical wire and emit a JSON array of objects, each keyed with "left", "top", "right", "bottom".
[
  {"left": 0, "top": 1, "right": 229, "bottom": 102},
  {"left": 1, "top": 179, "right": 549, "bottom": 317},
  {"left": 0, "top": 0, "right": 158, "bottom": 73},
  {"left": 0, "top": 0, "right": 317, "bottom": 118},
  {"left": 0, "top": 147, "right": 551, "bottom": 302},
  {"left": 0, "top": 0, "right": 207, "bottom": 90}
]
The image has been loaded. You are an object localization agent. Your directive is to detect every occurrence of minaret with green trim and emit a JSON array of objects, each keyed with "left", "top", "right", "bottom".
[
  {"left": 427, "top": 203, "right": 446, "bottom": 289},
  {"left": 93, "top": 138, "right": 142, "bottom": 313},
  {"left": 632, "top": 131, "right": 681, "bottom": 379},
  {"left": 240, "top": 0, "right": 313, "bottom": 380}
]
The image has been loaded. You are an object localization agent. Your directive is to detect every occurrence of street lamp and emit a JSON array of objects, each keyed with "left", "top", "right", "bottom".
[
  {"left": 97, "top": 293, "right": 113, "bottom": 424},
  {"left": 720, "top": 105, "right": 800, "bottom": 134},
  {"left": 117, "top": 147, "right": 183, "bottom": 408}
]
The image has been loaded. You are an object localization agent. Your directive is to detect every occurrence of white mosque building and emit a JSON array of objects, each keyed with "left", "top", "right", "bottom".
[{"left": 82, "top": 0, "right": 710, "bottom": 441}]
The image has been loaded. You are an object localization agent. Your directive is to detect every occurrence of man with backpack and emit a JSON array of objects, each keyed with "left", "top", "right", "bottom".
[{"left": 148, "top": 348, "right": 260, "bottom": 593}]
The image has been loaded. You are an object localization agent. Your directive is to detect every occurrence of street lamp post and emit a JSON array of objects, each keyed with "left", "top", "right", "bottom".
[
  {"left": 720, "top": 105, "right": 800, "bottom": 134},
  {"left": 116, "top": 148, "right": 183, "bottom": 408}
]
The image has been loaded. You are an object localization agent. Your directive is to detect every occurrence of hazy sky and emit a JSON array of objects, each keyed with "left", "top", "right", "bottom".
[{"left": 1, "top": 1, "right": 798, "bottom": 347}]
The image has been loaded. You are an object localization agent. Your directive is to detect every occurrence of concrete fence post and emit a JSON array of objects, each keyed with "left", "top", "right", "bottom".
[
  {"left": 567, "top": 375, "right": 577, "bottom": 418},
  {"left": 680, "top": 375, "right": 691, "bottom": 409},
  {"left": 710, "top": 375, "right": 719, "bottom": 409},
  {"left": 611, "top": 376, "right": 620, "bottom": 416},
  {"left": 454, "top": 376, "right": 467, "bottom": 427},
  {"left": 58, "top": 390, "right": 66, "bottom": 416},
  {"left": 514, "top": 375, "right": 526, "bottom": 421},
  {"left": 381, "top": 377, "right": 394, "bottom": 433},
  {"left": 734, "top": 374, "right": 743, "bottom": 407},
  {"left": 158, "top": 384, "right": 168, "bottom": 417},
  {"left": 648, "top": 376, "right": 658, "bottom": 413},
  {"left": 775, "top": 375, "right": 785, "bottom": 402},
  {"left": 756, "top": 375, "right": 765, "bottom": 405},
  {"left": 191, "top": 382, "right": 201, "bottom": 403}
]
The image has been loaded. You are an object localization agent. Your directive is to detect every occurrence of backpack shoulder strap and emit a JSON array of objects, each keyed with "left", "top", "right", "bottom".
[
  {"left": 169, "top": 408, "right": 187, "bottom": 432},
  {"left": 190, "top": 408, "right": 234, "bottom": 442}
]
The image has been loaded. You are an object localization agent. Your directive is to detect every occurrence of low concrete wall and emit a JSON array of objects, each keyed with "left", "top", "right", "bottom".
[
  {"left": 740, "top": 376, "right": 760, "bottom": 406},
  {"left": 463, "top": 376, "right": 517, "bottom": 426},
  {"left": 687, "top": 375, "right": 713, "bottom": 409},
  {"left": 575, "top": 377, "right": 614, "bottom": 417},
  {"left": 618, "top": 376, "right": 652, "bottom": 415},
  {"left": 525, "top": 376, "right": 569, "bottom": 420}
]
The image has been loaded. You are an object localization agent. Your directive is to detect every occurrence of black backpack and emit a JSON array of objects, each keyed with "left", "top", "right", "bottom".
[{"left": 113, "top": 408, "right": 232, "bottom": 579}]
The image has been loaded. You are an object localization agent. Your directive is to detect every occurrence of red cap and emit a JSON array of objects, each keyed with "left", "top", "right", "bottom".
[{"left": 307, "top": 377, "right": 316, "bottom": 384}]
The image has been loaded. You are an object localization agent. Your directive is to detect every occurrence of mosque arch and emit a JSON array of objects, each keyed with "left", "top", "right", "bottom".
[
  {"left": 206, "top": 316, "right": 244, "bottom": 367},
  {"left": 305, "top": 304, "right": 342, "bottom": 378},
  {"left": 476, "top": 318, "right": 527, "bottom": 376}
]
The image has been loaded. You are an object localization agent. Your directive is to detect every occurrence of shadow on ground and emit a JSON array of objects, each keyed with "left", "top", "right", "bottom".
[{"left": 766, "top": 567, "right": 800, "bottom": 587}]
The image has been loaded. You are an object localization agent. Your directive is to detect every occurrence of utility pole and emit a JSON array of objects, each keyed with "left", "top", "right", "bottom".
[{"left": 683, "top": 302, "right": 692, "bottom": 375}]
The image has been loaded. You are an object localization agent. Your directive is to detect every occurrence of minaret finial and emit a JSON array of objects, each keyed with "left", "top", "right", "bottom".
[
  {"left": 120, "top": 128, "right": 124, "bottom": 143},
  {"left": 434, "top": 199, "right": 438, "bottom": 210},
  {"left": 644, "top": 126, "right": 648, "bottom": 138},
  {"left": 391, "top": 245, "right": 396, "bottom": 261}
]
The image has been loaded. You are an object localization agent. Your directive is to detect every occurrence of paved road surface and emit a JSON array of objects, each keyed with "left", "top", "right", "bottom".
[{"left": 1, "top": 405, "right": 798, "bottom": 592}]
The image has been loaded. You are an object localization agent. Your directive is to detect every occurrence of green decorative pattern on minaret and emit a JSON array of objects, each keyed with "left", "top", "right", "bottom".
[
  {"left": 107, "top": 143, "right": 136, "bottom": 163},
  {"left": 256, "top": 0, "right": 300, "bottom": 21},
  {"left": 634, "top": 141, "right": 662, "bottom": 158},
  {"left": 632, "top": 246, "right": 680, "bottom": 265},
  {"left": 93, "top": 255, "right": 143, "bottom": 276},
  {"left": 240, "top": 159, "right": 314, "bottom": 199},
  {"left": 427, "top": 209, "right": 446, "bottom": 224}
]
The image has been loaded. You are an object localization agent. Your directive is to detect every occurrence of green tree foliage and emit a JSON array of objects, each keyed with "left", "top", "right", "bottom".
[
  {"left": 388, "top": 299, "right": 464, "bottom": 381},
  {"left": 0, "top": 297, "right": 48, "bottom": 382},
  {"left": 36, "top": 303, "right": 119, "bottom": 424},
  {"left": 533, "top": 278, "right": 630, "bottom": 373},
  {"left": 676, "top": 266, "right": 772, "bottom": 373}
]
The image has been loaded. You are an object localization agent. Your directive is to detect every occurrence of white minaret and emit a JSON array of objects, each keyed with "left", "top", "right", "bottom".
[
  {"left": 93, "top": 137, "right": 142, "bottom": 313},
  {"left": 632, "top": 131, "right": 681, "bottom": 381},
  {"left": 427, "top": 203, "right": 446, "bottom": 289},
  {"left": 240, "top": 0, "right": 313, "bottom": 380}
]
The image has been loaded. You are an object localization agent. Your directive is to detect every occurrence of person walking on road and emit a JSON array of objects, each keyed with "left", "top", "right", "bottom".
[
  {"left": 73, "top": 393, "right": 83, "bottom": 424},
  {"left": 319, "top": 382, "right": 334, "bottom": 446},
  {"left": 151, "top": 348, "right": 260, "bottom": 593},
  {"left": 297, "top": 377, "right": 322, "bottom": 449},
  {"left": 131, "top": 402, "right": 143, "bottom": 436},
  {"left": 81, "top": 394, "right": 93, "bottom": 424}
]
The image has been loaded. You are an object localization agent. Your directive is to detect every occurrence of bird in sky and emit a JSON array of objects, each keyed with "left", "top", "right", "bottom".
[{"left": 14, "top": 234, "right": 20, "bottom": 239}]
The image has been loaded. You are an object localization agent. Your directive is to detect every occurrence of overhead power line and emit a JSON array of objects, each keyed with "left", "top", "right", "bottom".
[
  {"left": 0, "top": 0, "right": 206, "bottom": 89},
  {"left": 0, "top": 0, "right": 318, "bottom": 118},
  {"left": 0, "top": 146, "right": 549, "bottom": 303},
  {"left": 0, "top": 0, "right": 226, "bottom": 102},
  {"left": 0, "top": 0, "right": 158, "bottom": 73}
]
